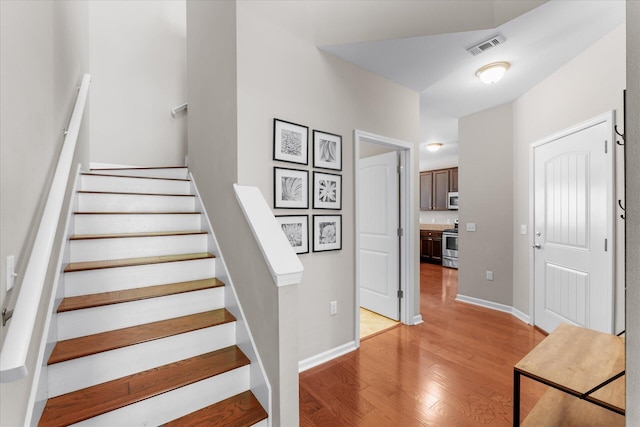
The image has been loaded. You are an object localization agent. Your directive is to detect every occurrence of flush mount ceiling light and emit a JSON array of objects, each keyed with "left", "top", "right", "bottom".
[
  {"left": 476, "top": 61, "right": 511, "bottom": 85},
  {"left": 426, "top": 143, "right": 443, "bottom": 152}
]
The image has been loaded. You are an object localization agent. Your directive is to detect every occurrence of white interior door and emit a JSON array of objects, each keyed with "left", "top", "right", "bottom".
[
  {"left": 533, "top": 117, "right": 613, "bottom": 334},
  {"left": 359, "top": 151, "right": 399, "bottom": 320}
]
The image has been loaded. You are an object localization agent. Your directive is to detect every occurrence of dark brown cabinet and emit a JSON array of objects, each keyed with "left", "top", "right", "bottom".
[
  {"left": 420, "top": 230, "right": 442, "bottom": 264},
  {"left": 449, "top": 168, "right": 458, "bottom": 192},
  {"left": 420, "top": 167, "right": 458, "bottom": 211},
  {"left": 419, "top": 172, "right": 433, "bottom": 210}
]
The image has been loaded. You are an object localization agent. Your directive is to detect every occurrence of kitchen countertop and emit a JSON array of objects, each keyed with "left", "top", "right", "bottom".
[{"left": 419, "top": 224, "right": 454, "bottom": 231}]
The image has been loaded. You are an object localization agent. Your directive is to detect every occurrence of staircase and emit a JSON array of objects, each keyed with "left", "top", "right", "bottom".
[{"left": 38, "top": 167, "right": 268, "bottom": 426}]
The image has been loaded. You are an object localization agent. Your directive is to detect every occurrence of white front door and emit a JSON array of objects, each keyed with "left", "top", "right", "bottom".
[
  {"left": 533, "top": 116, "right": 614, "bottom": 334},
  {"left": 359, "top": 151, "right": 400, "bottom": 320}
]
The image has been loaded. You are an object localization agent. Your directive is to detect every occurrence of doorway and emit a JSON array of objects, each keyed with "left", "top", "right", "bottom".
[
  {"left": 354, "top": 130, "right": 418, "bottom": 345},
  {"left": 530, "top": 112, "right": 616, "bottom": 334}
]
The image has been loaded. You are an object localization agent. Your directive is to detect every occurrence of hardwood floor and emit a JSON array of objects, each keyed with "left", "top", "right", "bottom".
[{"left": 299, "top": 263, "right": 547, "bottom": 426}]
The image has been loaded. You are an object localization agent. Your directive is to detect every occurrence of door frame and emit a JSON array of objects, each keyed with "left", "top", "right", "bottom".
[
  {"left": 528, "top": 111, "right": 616, "bottom": 330},
  {"left": 354, "top": 130, "right": 418, "bottom": 346}
]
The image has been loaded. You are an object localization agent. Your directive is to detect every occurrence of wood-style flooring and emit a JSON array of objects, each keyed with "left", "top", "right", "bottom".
[{"left": 299, "top": 263, "right": 547, "bottom": 426}]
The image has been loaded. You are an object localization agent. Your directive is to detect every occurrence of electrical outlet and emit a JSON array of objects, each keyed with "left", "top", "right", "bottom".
[
  {"left": 330, "top": 301, "right": 337, "bottom": 316},
  {"left": 466, "top": 222, "right": 476, "bottom": 232},
  {"left": 486, "top": 271, "right": 494, "bottom": 281}
]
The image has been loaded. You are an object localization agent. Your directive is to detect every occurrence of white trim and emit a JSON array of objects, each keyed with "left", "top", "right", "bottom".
[
  {"left": 412, "top": 314, "right": 424, "bottom": 325},
  {"left": 529, "top": 111, "right": 616, "bottom": 333},
  {"left": 191, "top": 176, "right": 272, "bottom": 425},
  {"left": 89, "top": 162, "right": 142, "bottom": 170},
  {"left": 353, "top": 130, "right": 417, "bottom": 346},
  {"left": 456, "top": 294, "right": 531, "bottom": 324},
  {"left": 233, "top": 184, "right": 304, "bottom": 287},
  {"left": 298, "top": 341, "right": 358, "bottom": 373}
]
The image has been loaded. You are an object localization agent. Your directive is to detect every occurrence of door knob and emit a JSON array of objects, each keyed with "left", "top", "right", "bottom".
[{"left": 532, "top": 243, "right": 541, "bottom": 249}]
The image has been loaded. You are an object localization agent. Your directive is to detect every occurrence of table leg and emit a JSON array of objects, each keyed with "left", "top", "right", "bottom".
[{"left": 513, "top": 370, "right": 521, "bottom": 427}]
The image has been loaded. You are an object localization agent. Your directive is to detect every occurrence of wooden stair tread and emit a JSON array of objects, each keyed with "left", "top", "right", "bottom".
[
  {"left": 39, "top": 346, "right": 250, "bottom": 427},
  {"left": 69, "top": 230, "right": 207, "bottom": 240},
  {"left": 48, "top": 309, "right": 235, "bottom": 364},
  {"left": 91, "top": 166, "right": 187, "bottom": 171},
  {"left": 82, "top": 172, "right": 190, "bottom": 182},
  {"left": 64, "top": 252, "right": 214, "bottom": 272},
  {"left": 74, "top": 211, "right": 202, "bottom": 215},
  {"left": 164, "top": 390, "right": 267, "bottom": 427},
  {"left": 522, "top": 387, "right": 624, "bottom": 426},
  {"left": 77, "top": 190, "right": 195, "bottom": 197},
  {"left": 57, "top": 278, "right": 224, "bottom": 312}
]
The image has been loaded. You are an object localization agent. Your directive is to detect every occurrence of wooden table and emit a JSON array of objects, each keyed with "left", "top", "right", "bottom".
[{"left": 513, "top": 323, "right": 625, "bottom": 426}]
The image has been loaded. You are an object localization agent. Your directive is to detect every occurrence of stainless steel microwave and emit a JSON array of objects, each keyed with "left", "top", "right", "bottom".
[{"left": 447, "top": 192, "right": 459, "bottom": 210}]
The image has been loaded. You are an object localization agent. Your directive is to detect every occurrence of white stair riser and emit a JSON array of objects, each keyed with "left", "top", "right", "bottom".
[
  {"left": 81, "top": 175, "right": 191, "bottom": 195},
  {"left": 72, "top": 365, "right": 250, "bottom": 427},
  {"left": 57, "top": 287, "right": 224, "bottom": 340},
  {"left": 77, "top": 193, "right": 195, "bottom": 213},
  {"left": 74, "top": 213, "right": 202, "bottom": 235},
  {"left": 48, "top": 322, "right": 236, "bottom": 397},
  {"left": 89, "top": 168, "right": 189, "bottom": 180},
  {"left": 69, "top": 234, "right": 208, "bottom": 263},
  {"left": 64, "top": 258, "right": 216, "bottom": 297},
  {"left": 252, "top": 420, "right": 269, "bottom": 427}
]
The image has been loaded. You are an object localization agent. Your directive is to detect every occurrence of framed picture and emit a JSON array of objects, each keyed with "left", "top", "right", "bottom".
[
  {"left": 313, "top": 215, "right": 342, "bottom": 252},
  {"left": 312, "top": 171, "right": 342, "bottom": 210},
  {"left": 274, "top": 119, "right": 309, "bottom": 165},
  {"left": 274, "top": 167, "right": 308, "bottom": 209},
  {"left": 313, "top": 130, "right": 342, "bottom": 171},
  {"left": 276, "top": 215, "right": 309, "bottom": 254}
]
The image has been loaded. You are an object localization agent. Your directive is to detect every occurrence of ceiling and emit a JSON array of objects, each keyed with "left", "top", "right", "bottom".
[{"left": 320, "top": 0, "right": 626, "bottom": 170}]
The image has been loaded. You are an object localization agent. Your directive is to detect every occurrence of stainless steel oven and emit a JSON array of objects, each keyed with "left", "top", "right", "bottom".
[{"left": 442, "top": 229, "right": 458, "bottom": 269}]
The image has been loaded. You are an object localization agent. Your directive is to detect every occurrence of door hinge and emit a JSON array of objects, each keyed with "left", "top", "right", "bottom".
[
  {"left": 605, "top": 140, "right": 608, "bottom": 153},
  {"left": 397, "top": 165, "right": 404, "bottom": 174},
  {"left": 397, "top": 290, "right": 404, "bottom": 299},
  {"left": 397, "top": 228, "right": 404, "bottom": 237},
  {"left": 605, "top": 238, "right": 608, "bottom": 252}
]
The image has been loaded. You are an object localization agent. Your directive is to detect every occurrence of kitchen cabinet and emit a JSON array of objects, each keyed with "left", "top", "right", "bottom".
[
  {"left": 420, "top": 167, "right": 458, "bottom": 211},
  {"left": 420, "top": 171, "right": 433, "bottom": 210},
  {"left": 420, "top": 230, "right": 442, "bottom": 264},
  {"left": 449, "top": 168, "right": 458, "bottom": 192}
]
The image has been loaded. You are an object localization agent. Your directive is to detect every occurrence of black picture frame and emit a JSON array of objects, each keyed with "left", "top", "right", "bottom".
[
  {"left": 274, "top": 167, "right": 309, "bottom": 209},
  {"left": 276, "top": 215, "right": 309, "bottom": 254},
  {"left": 312, "top": 171, "right": 342, "bottom": 210},
  {"left": 312, "top": 214, "right": 342, "bottom": 252},
  {"left": 274, "top": 118, "right": 309, "bottom": 165},
  {"left": 313, "top": 130, "right": 342, "bottom": 171}
]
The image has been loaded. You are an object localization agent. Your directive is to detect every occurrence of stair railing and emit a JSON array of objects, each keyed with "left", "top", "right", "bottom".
[
  {"left": 233, "top": 184, "right": 303, "bottom": 286},
  {"left": 0, "top": 73, "right": 91, "bottom": 382}
]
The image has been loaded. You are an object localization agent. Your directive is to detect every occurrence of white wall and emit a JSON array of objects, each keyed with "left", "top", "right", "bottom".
[
  {"left": 458, "top": 103, "right": 514, "bottom": 306},
  {"left": 88, "top": 0, "right": 186, "bottom": 167},
  {"left": 0, "top": 1, "right": 89, "bottom": 425},
  {"left": 625, "top": 2, "right": 639, "bottom": 425},
  {"left": 235, "top": 1, "right": 420, "bottom": 367},
  {"left": 512, "top": 24, "right": 626, "bottom": 330}
]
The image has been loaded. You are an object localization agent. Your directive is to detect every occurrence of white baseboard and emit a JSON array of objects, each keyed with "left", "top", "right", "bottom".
[
  {"left": 298, "top": 341, "right": 357, "bottom": 373},
  {"left": 455, "top": 294, "right": 530, "bottom": 325},
  {"left": 412, "top": 314, "right": 424, "bottom": 325},
  {"left": 90, "top": 162, "right": 141, "bottom": 169}
]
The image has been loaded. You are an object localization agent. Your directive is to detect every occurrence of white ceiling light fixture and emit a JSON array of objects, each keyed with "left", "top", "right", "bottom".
[
  {"left": 426, "top": 143, "right": 443, "bottom": 152},
  {"left": 476, "top": 61, "right": 511, "bottom": 85}
]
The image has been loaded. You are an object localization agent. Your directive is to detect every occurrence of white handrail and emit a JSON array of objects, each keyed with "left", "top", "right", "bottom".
[
  {"left": 0, "top": 73, "right": 91, "bottom": 382},
  {"left": 170, "top": 103, "right": 188, "bottom": 117},
  {"left": 233, "top": 184, "right": 304, "bottom": 287}
]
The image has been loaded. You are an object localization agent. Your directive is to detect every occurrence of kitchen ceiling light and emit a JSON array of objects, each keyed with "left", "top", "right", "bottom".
[
  {"left": 426, "top": 143, "right": 443, "bottom": 152},
  {"left": 476, "top": 61, "right": 510, "bottom": 85}
]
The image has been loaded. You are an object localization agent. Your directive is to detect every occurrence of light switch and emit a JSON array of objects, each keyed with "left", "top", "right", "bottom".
[
  {"left": 520, "top": 225, "right": 527, "bottom": 235},
  {"left": 466, "top": 223, "right": 476, "bottom": 232}
]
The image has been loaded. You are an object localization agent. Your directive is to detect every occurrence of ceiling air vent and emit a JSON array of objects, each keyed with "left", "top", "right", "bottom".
[{"left": 466, "top": 33, "right": 506, "bottom": 56}]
